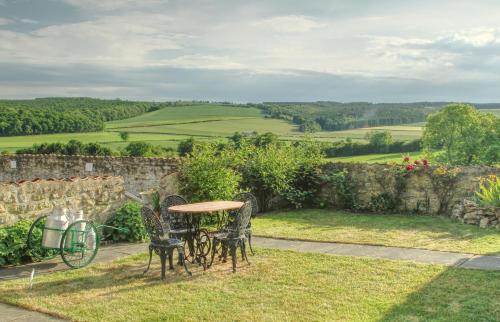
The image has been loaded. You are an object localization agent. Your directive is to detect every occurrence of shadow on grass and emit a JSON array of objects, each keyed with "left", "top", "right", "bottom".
[
  {"left": 254, "top": 209, "right": 500, "bottom": 255},
  {"left": 379, "top": 266, "right": 500, "bottom": 321},
  {"left": 0, "top": 254, "right": 202, "bottom": 301}
]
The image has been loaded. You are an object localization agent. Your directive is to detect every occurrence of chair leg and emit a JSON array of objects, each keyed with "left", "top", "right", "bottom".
[
  {"left": 221, "top": 243, "right": 228, "bottom": 262},
  {"left": 230, "top": 241, "right": 238, "bottom": 273},
  {"left": 177, "top": 235, "right": 185, "bottom": 266},
  {"left": 144, "top": 245, "right": 153, "bottom": 274},
  {"left": 159, "top": 248, "right": 167, "bottom": 280},
  {"left": 240, "top": 240, "right": 246, "bottom": 261},
  {"left": 248, "top": 231, "right": 255, "bottom": 255},
  {"left": 178, "top": 245, "right": 192, "bottom": 276},
  {"left": 209, "top": 237, "right": 218, "bottom": 268},
  {"left": 242, "top": 240, "right": 250, "bottom": 265},
  {"left": 168, "top": 248, "right": 174, "bottom": 270}
]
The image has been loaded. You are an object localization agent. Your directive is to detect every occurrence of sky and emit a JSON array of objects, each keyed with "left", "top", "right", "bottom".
[{"left": 1, "top": 0, "right": 500, "bottom": 102}]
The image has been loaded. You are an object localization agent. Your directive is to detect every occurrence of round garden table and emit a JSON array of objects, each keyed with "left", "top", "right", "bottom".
[{"left": 168, "top": 201, "right": 244, "bottom": 268}]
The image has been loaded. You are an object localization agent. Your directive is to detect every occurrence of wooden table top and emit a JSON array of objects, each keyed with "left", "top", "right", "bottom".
[{"left": 168, "top": 201, "right": 244, "bottom": 214}]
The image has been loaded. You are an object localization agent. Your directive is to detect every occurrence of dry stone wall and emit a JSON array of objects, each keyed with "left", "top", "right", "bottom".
[
  {"left": 451, "top": 200, "right": 500, "bottom": 229},
  {"left": 321, "top": 163, "right": 500, "bottom": 227},
  {"left": 0, "top": 154, "right": 179, "bottom": 194},
  {"left": 0, "top": 176, "right": 125, "bottom": 225},
  {"left": 1, "top": 154, "right": 498, "bottom": 229}
]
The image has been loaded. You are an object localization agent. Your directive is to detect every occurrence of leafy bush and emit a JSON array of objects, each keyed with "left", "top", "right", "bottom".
[
  {"left": 178, "top": 138, "right": 324, "bottom": 210},
  {"left": 17, "top": 140, "right": 113, "bottom": 156},
  {"left": 0, "top": 219, "right": 32, "bottom": 266},
  {"left": 475, "top": 175, "right": 500, "bottom": 207},
  {"left": 105, "top": 202, "right": 147, "bottom": 242},
  {"left": 323, "top": 138, "right": 421, "bottom": 157},
  {"left": 178, "top": 138, "right": 196, "bottom": 156},
  {"left": 323, "top": 169, "right": 358, "bottom": 209},
  {"left": 179, "top": 144, "right": 241, "bottom": 202},
  {"left": 124, "top": 142, "right": 174, "bottom": 157}
]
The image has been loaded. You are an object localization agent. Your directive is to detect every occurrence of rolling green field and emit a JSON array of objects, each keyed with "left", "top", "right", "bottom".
[
  {"left": 326, "top": 151, "right": 424, "bottom": 163},
  {"left": 1, "top": 103, "right": 499, "bottom": 164},
  {"left": 479, "top": 108, "right": 500, "bottom": 117},
  {"left": 0, "top": 104, "right": 426, "bottom": 153}
]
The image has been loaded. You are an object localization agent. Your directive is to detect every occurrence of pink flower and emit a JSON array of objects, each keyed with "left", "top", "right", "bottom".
[
  {"left": 406, "top": 164, "right": 414, "bottom": 171},
  {"left": 403, "top": 156, "right": 410, "bottom": 163},
  {"left": 422, "top": 159, "right": 429, "bottom": 167}
]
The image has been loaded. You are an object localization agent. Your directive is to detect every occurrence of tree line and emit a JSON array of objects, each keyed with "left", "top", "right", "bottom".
[
  {"left": 0, "top": 97, "right": 172, "bottom": 136},
  {"left": 252, "top": 101, "right": 441, "bottom": 132}
]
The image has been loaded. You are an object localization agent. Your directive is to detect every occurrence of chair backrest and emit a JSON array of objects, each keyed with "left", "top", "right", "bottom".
[
  {"left": 141, "top": 206, "right": 166, "bottom": 243},
  {"left": 233, "top": 192, "right": 259, "bottom": 217},
  {"left": 160, "top": 195, "right": 188, "bottom": 229},
  {"left": 227, "top": 202, "right": 252, "bottom": 238}
]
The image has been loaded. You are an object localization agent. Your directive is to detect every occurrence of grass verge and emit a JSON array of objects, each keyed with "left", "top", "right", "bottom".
[{"left": 252, "top": 209, "right": 500, "bottom": 255}]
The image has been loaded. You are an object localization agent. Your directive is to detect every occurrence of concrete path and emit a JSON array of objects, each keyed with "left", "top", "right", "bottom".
[
  {"left": 0, "top": 242, "right": 147, "bottom": 281},
  {"left": 0, "top": 302, "right": 63, "bottom": 321},
  {"left": 253, "top": 237, "right": 500, "bottom": 270}
]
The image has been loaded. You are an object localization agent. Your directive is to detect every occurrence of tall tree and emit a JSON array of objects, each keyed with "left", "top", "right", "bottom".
[{"left": 423, "top": 104, "right": 499, "bottom": 165}]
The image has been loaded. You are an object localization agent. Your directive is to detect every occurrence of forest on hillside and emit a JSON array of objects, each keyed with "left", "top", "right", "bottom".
[
  {"left": 0, "top": 97, "right": 172, "bottom": 136},
  {"left": 253, "top": 101, "right": 500, "bottom": 132}
]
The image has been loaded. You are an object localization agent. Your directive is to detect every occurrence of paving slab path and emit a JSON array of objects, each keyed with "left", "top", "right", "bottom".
[
  {"left": 252, "top": 237, "right": 500, "bottom": 270},
  {"left": 1, "top": 237, "right": 499, "bottom": 321}
]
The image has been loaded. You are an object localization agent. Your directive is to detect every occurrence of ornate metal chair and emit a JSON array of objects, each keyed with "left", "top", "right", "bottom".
[
  {"left": 233, "top": 192, "right": 259, "bottom": 255},
  {"left": 209, "top": 202, "right": 252, "bottom": 273},
  {"left": 141, "top": 206, "right": 191, "bottom": 280},
  {"left": 160, "top": 195, "right": 192, "bottom": 239}
]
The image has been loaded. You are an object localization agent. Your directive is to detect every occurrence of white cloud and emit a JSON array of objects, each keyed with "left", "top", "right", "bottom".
[
  {"left": 20, "top": 18, "right": 38, "bottom": 24},
  {"left": 62, "top": 0, "right": 164, "bottom": 11},
  {"left": 0, "top": 14, "right": 184, "bottom": 66},
  {"left": 253, "top": 15, "right": 325, "bottom": 33},
  {"left": 2, "top": 1, "right": 500, "bottom": 100},
  {"left": 0, "top": 18, "right": 13, "bottom": 25}
]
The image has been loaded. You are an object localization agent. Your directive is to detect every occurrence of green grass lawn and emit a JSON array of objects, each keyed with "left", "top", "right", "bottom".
[
  {"left": 253, "top": 210, "right": 500, "bottom": 255},
  {"left": 0, "top": 248, "right": 498, "bottom": 321}
]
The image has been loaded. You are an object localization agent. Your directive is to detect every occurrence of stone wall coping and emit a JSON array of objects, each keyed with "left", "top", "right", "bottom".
[
  {"left": 0, "top": 154, "right": 180, "bottom": 162},
  {"left": 322, "top": 161, "right": 500, "bottom": 170},
  {"left": 0, "top": 175, "right": 123, "bottom": 187}
]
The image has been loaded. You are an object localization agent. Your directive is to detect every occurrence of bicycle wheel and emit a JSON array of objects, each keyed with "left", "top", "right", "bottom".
[
  {"left": 27, "top": 215, "right": 59, "bottom": 261},
  {"left": 60, "top": 220, "right": 99, "bottom": 268}
]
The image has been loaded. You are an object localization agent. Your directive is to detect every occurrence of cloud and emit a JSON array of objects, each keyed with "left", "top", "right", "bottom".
[
  {"left": 253, "top": 15, "right": 326, "bottom": 33},
  {"left": 1, "top": 1, "right": 500, "bottom": 101},
  {"left": 62, "top": 0, "right": 164, "bottom": 11},
  {"left": 19, "top": 18, "right": 38, "bottom": 24},
  {"left": 0, "top": 18, "right": 13, "bottom": 25},
  {"left": 0, "top": 14, "right": 184, "bottom": 66},
  {"left": 1, "top": 63, "right": 499, "bottom": 102}
]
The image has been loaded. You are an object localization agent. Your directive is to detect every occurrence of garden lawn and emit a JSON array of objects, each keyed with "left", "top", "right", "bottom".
[
  {"left": 253, "top": 210, "right": 500, "bottom": 255},
  {"left": 0, "top": 248, "right": 498, "bottom": 322}
]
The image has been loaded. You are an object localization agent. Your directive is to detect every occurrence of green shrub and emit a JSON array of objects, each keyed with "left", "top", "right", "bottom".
[
  {"left": 179, "top": 143, "right": 241, "bottom": 202},
  {"left": 323, "top": 169, "right": 358, "bottom": 210},
  {"left": 124, "top": 141, "right": 174, "bottom": 157},
  {"left": 178, "top": 138, "right": 324, "bottom": 211},
  {"left": 178, "top": 138, "right": 196, "bottom": 156},
  {"left": 105, "top": 202, "right": 147, "bottom": 242},
  {"left": 0, "top": 219, "right": 32, "bottom": 266},
  {"left": 16, "top": 140, "right": 113, "bottom": 156},
  {"left": 475, "top": 175, "right": 500, "bottom": 207}
]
